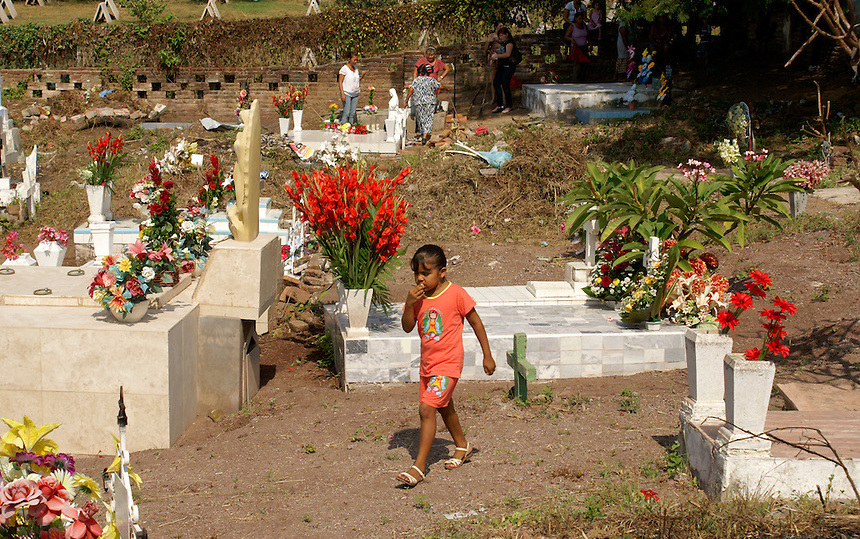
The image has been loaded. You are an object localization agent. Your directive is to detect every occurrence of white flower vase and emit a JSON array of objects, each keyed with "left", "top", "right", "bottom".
[
  {"left": 293, "top": 109, "right": 303, "bottom": 132},
  {"left": 344, "top": 288, "right": 373, "bottom": 338},
  {"left": 110, "top": 301, "right": 149, "bottom": 324},
  {"left": 681, "top": 328, "right": 733, "bottom": 421},
  {"left": 33, "top": 241, "right": 67, "bottom": 267},
  {"left": 279, "top": 117, "right": 291, "bottom": 136},
  {"left": 2, "top": 253, "right": 37, "bottom": 267},
  {"left": 85, "top": 184, "right": 113, "bottom": 224},
  {"left": 788, "top": 190, "right": 808, "bottom": 219},
  {"left": 716, "top": 353, "right": 775, "bottom": 452}
]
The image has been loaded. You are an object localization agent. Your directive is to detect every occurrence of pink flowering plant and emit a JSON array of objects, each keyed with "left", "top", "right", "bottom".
[
  {"left": 88, "top": 240, "right": 164, "bottom": 318},
  {"left": 716, "top": 269, "right": 797, "bottom": 360},
  {"left": 2, "top": 232, "right": 25, "bottom": 261},
  {"left": 36, "top": 227, "right": 68, "bottom": 248},
  {"left": 0, "top": 416, "right": 122, "bottom": 539},
  {"left": 784, "top": 159, "right": 829, "bottom": 192}
]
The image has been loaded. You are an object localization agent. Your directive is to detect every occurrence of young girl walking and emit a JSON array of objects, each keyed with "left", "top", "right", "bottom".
[{"left": 397, "top": 244, "right": 496, "bottom": 487}]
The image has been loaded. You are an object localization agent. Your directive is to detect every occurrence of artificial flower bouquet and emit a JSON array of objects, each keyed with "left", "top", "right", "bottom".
[
  {"left": 363, "top": 86, "right": 378, "bottom": 113},
  {"left": 81, "top": 132, "right": 124, "bottom": 190},
  {"left": 287, "top": 83, "right": 308, "bottom": 111},
  {"left": 2, "top": 232, "right": 25, "bottom": 261},
  {"left": 582, "top": 228, "right": 643, "bottom": 301},
  {"left": 36, "top": 227, "right": 68, "bottom": 247},
  {"left": 664, "top": 253, "right": 729, "bottom": 327},
  {"left": 88, "top": 240, "right": 164, "bottom": 318},
  {"left": 175, "top": 209, "right": 214, "bottom": 273},
  {"left": 159, "top": 139, "right": 198, "bottom": 175},
  {"left": 284, "top": 165, "right": 411, "bottom": 308},
  {"left": 784, "top": 159, "right": 829, "bottom": 192},
  {"left": 0, "top": 416, "right": 123, "bottom": 539},
  {"left": 716, "top": 269, "right": 796, "bottom": 360},
  {"left": 235, "top": 88, "right": 250, "bottom": 117},
  {"left": 272, "top": 94, "right": 293, "bottom": 119},
  {"left": 137, "top": 161, "right": 180, "bottom": 259},
  {"left": 540, "top": 71, "right": 559, "bottom": 84},
  {"left": 194, "top": 155, "right": 234, "bottom": 212},
  {"left": 620, "top": 249, "right": 673, "bottom": 323},
  {"left": 328, "top": 103, "right": 338, "bottom": 124},
  {"left": 316, "top": 138, "right": 360, "bottom": 169}
]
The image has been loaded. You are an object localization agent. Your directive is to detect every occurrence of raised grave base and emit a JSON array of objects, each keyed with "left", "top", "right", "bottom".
[
  {"left": 522, "top": 83, "right": 658, "bottom": 119},
  {"left": 288, "top": 129, "right": 399, "bottom": 154},
  {"left": 326, "top": 284, "right": 687, "bottom": 385}
]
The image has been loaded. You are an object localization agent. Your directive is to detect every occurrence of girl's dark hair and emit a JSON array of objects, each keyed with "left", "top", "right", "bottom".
[
  {"left": 498, "top": 27, "right": 510, "bottom": 38},
  {"left": 418, "top": 64, "right": 432, "bottom": 76},
  {"left": 345, "top": 50, "right": 356, "bottom": 59},
  {"left": 411, "top": 244, "right": 447, "bottom": 271}
]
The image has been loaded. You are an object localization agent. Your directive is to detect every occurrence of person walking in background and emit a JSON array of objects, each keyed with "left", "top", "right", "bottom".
[
  {"left": 490, "top": 27, "right": 517, "bottom": 113},
  {"left": 337, "top": 51, "right": 362, "bottom": 124},
  {"left": 405, "top": 64, "right": 445, "bottom": 145},
  {"left": 412, "top": 46, "right": 450, "bottom": 83},
  {"left": 616, "top": 17, "right": 631, "bottom": 80}
]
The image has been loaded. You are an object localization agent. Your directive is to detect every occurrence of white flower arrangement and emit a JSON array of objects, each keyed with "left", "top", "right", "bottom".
[
  {"left": 716, "top": 138, "right": 740, "bottom": 166},
  {"left": 160, "top": 139, "right": 198, "bottom": 175}
]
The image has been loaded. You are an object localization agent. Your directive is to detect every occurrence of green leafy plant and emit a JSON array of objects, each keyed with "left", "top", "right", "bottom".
[
  {"left": 617, "top": 387, "right": 640, "bottom": 413},
  {"left": 665, "top": 440, "right": 686, "bottom": 478}
]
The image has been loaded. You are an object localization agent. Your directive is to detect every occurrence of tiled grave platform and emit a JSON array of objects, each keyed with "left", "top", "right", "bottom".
[
  {"left": 326, "top": 284, "right": 687, "bottom": 385},
  {"left": 522, "top": 83, "right": 658, "bottom": 119},
  {"left": 288, "top": 129, "right": 398, "bottom": 154},
  {"left": 683, "top": 412, "right": 860, "bottom": 500},
  {"left": 575, "top": 107, "right": 652, "bottom": 124}
]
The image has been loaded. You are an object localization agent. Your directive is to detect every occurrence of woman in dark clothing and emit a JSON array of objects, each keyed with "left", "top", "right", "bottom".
[{"left": 490, "top": 27, "right": 515, "bottom": 113}]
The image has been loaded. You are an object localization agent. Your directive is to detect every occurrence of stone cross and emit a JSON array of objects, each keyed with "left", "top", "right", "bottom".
[
  {"left": 643, "top": 236, "right": 660, "bottom": 269},
  {"left": 227, "top": 99, "right": 261, "bottom": 242},
  {"left": 199, "top": 0, "right": 221, "bottom": 21},
  {"left": 506, "top": 332, "right": 536, "bottom": 402},
  {"left": 18, "top": 145, "right": 39, "bottom": 217}
]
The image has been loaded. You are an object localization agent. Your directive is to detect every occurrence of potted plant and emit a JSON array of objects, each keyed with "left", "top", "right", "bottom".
[
  {"left": 1, "top": 231, "right": 36, "bottom": 266},
  {"left": 88, "top": 239, "right": 164, "bottom": 322},
  {"left": 715, "top": 269, "right": 796, "bottom": 451},
  {"left": 783, "top": 159, "right": 829, "bottom": 218},
  {"left": 272, "top": 93, "right": 292, "bottom": 136},
  {"left": 288, "top": 83, "right": 308, "bottom": 132},
  {"left": 81, "top": 132, "right": 124, "bottom": 224},
  {"left": 284, "top": 165, "right": 411, "bottom": 334},
  {"left": 0, "top": 416, "right": 125, "bottom": 538},
  {"left": 33, "top": 226, "right": 69, "bottom": 266}
]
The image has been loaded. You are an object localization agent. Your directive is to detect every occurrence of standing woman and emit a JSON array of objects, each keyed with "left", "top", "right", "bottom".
[
  {"left": 490, "top": 27, "right": 516, "bottom": 114},
  {"left": 337, "top": 51, "right": 361, "bottom": 125},
  {"left": 406, "top": 64, "right": 444, "bottom": 145}
]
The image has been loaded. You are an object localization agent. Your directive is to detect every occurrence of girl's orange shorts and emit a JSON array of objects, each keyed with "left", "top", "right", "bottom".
[{"left": 419, "top": 375, "right": 459, "bottom": 408}]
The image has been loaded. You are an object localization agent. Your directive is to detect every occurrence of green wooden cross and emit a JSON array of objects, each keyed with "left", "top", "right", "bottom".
[{"left": 506, "top": 332, "right": 536, "bottom": 402}]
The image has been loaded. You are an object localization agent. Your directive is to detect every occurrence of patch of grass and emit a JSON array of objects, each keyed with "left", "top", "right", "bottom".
[
  {"left": 812, "top": 286, "right": 831, "bottom": 302},
  {"left": 665, "top": 440, "right": 686, "bottom": 478},
  {"left": 314, "top": 331, "right": 334, "bottom": 369},
  {"left": 413, "top": 494, "right": 431, "bottom": 513},
  {"left": 563, "top": 393, "right": 592, "bottom": 410},
  {"left": 617, "top": 387, "right": 640, "bottom": 413},
  {"left": 301, "top": 444, "right": 316, "bottom": 454}
]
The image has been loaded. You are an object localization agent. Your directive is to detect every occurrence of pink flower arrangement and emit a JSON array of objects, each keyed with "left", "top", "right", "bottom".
[
  {"left": 743, "top": 149, "right": 769, "bottom": 162},
  {"left": 36, "top": 227, "right": 68, "bottom": 248},
  {"left": 89, "top": 239, "right": 164, "bottom": 316},
  {"left": 784, "top": 159, "right": 829, "bottom": 191},
  {"left": 280, "top": 244, "right": 291, "bottom": 261},
  {"left": 717, "top": 269, "right": 797, "bottom": 361},
  {"left": 2, "top": 231, "right": 25, "bottom": 260}
]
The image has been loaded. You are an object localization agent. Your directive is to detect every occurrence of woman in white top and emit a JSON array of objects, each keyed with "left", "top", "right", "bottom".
[{"left": 337, "top": 51, "right": 362, "bottom": 124}]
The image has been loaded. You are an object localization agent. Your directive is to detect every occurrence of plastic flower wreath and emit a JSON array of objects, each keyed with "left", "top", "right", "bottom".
[
  {"left": 583, "top": 227, "right": 644, "bottom": 302},
  {"left": 284, "top": 165, "right": 411, "bottom": 309},
  {"left": 716, "top": 269, "right": 797, "bottom": 360},
  {"left": 88, "top": 240, "right": 164, "bottom": 317}
]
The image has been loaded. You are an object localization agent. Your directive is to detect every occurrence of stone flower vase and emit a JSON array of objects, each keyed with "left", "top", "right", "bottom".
[
  {"left": 343, "top": 288, "right": 373, "bottom": 338},
  {"left": 278, "top": 117, "right": 291, "bottom": 136},
  {"left": 293, "top": 109, "right": 303, "bottom": 132},
  {"left": 85, "top": 184, "right": 113, "bottom": 224},
  {"left": 788, "top": 190, "right": 809, "bottom": 218},
  {"left": 110, "top": 301, "right": 149, "bottom": 324},
  {"left": 34, "top": 241, "right": 67, "bottom": 267},
  {"left": 2, "top": 253, "right": 38, "bottom": 267},
  {"left": 716, "top": 353, "right": 776, "bottom": 452},
  {"left": 682, "top": 328, "right": 733, "bottom": 421}
]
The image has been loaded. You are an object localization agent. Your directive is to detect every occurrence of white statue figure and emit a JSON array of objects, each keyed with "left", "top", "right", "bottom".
[{"left": 387, "top": 88, "right": 399, "bottom": 120}]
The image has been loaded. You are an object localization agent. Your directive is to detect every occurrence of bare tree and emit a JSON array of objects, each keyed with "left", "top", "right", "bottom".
[{"left": 786, "top": 0, "right": 860, "bottom": 81}]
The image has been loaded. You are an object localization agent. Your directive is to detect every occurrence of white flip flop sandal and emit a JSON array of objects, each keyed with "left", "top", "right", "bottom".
[
  {"left": 444, "top": 442, "right": 473, "bottom": 469},
  {"left": 397, "top": 465, "right": 425, "bottom": 487}
]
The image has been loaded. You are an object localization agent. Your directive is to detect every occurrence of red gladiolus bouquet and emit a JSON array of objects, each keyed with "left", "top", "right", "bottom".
[
  {"left": 83, "top": 132, "right": 124, "bottom": 188},
  {"left": 284, "top": 166, "right": 410, "bottom": 308},
  {"left": 717, "top": 269, "right": 797, "bottom": 360},
  {"left": 195, "top": 155, "right": 234, "bottom": 212}
]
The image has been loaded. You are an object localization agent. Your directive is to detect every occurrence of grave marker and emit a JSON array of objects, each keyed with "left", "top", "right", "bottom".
[
  {"left": 506, "top": 332, "right": 536, "bottom": 402},
  {"left": 17, "top": 145, "right": 39, "bottom": 217},
  {"left": 109, "top": 388, "right": 147, "bottom": 539},
  {"left": 301, "top": 48, "right": 318, "bottom": 69},
  {"left": 305, "top": 0, "right": 319, "bottom": 15},
  {"left": 93, "top": 0, "right": 119, "bottom": 23},
  {"left": 0, "top": 0, "right": 18, "bottom": 23},
  {"left": 643, "top": 236, "right": 660, "bottom": 269},
  {"left": 199, "top": 0, "right": 221, "bottom": 21},
  {"left": 583, "top": 217, "right": 599, "bottom": 266},
  {"left": 417, "top": 28, "right": 441, "bottom": 49}
]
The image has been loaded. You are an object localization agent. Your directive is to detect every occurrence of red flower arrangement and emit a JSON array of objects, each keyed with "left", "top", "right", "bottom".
[
  {"left": 2, "top": 231, "right": 25, "bottom": 260},
  {"left": 195, "top": 155, "right": 233, "bottom": 212},
  {"left": 717, "top": 269, "right": 797, "bottom": 361},
  {"left": 284, "top": 165, "right": 410, "bottom": 307},
  {"left": 83, "top": 132, "right": 124, "bottom": 187}
]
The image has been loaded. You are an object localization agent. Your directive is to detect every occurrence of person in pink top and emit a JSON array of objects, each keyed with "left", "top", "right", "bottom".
[
  {"left": 397, "top": 244, "right": 496, "bottom": 487},
  {"left": 412, "top": 46, "right": 450, "bottom": 82}
]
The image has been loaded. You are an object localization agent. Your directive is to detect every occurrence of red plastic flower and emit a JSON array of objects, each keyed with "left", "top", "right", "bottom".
[
  {"left": 730, "top": 292, "right": 753, "bottom": 310},
  {"left": 750, "top": 269, "right": 772, "bottom": 288},
  {"left": 717, "top": 310, "right": 739, "bottom": 331},
  {"left": 772, "top": 296, "right": 797, "bottom": 316},
  {"left": 744, "top": 348, "right": 762, "bottom": 361},
  {"left": 760, "top": 309, "right": 786, "bottom": 321},
  {"left": 766, "top": 340, "right": 790, "bottom": 358},
  {"left": 744, "top": 282, "right": 767, "bottom": 298},
  {"left": 640, "top": 489, "right": 659, "bottom": 500}
]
